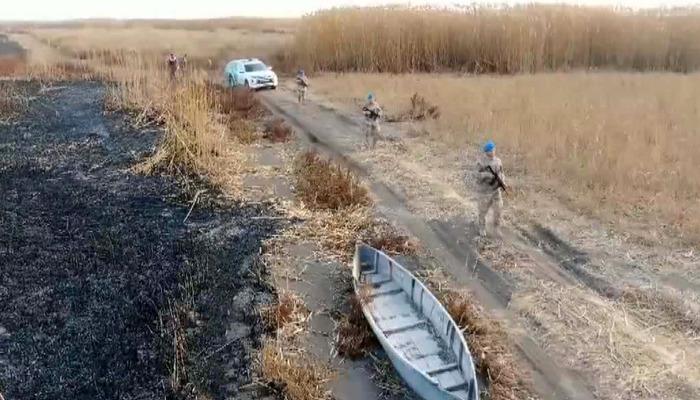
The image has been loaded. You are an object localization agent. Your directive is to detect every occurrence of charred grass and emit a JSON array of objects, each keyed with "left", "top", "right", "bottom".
[
  {"left": 0, "top": 81, "right": 34, "bottom": 122},
  {"left": 156, "top": 236, "right": 282, "bottom": 400},
  {"left": 0, "top": 57, "right": 283, "bottom": 400}
]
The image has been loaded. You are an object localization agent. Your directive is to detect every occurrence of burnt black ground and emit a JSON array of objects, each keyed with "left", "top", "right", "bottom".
[{"left": 0, "top": 81, "right": 280, "bottom": 399}]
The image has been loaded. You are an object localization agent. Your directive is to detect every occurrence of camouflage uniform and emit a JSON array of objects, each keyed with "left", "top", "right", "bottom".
[
  {"left": 362, "top": 100, "right": 382, "bottom": 149},
  {"left": 476, "top": 155, "right": 505, "bottom": 236},
  {"left": 296, "top": 73, "right": 309, "bottom": 104},
  {"left": 167, "top": 54, "right": 178, "bottom": 80}
]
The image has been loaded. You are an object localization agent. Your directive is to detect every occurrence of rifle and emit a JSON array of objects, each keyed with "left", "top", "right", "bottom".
[
  {"left": 362, "top": 106, "right": 381, "bottom": 121},
  {"left": 487, "top": 165, "right": 508, "bottom": 193}
]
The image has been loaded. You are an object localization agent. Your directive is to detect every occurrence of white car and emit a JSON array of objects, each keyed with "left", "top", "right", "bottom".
[{"left": 224, "top": 58, "right": 278, "bottom": 90}]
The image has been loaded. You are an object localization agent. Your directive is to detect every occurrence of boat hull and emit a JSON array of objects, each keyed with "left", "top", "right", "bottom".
[{"left": 353, "top": 243, "right": 479, "bottom": 400}]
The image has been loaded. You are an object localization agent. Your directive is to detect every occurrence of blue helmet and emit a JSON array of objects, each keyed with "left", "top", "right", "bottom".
[
  {"left": 367, "top": 92, "right": 374, "bottom": 101},
  {"left": 483, "top": 140, "right": 496, "bottom": 153}
]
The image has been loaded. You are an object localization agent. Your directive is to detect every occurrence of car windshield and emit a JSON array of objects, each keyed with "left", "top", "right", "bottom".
[{"left": 244, "top": 63, "right": 267, "bottom": 72}]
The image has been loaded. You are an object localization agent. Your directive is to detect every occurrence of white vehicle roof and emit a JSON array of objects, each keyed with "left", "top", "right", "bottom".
[{"left": 230, "top": 58, "right": 264, "bottom": 65}]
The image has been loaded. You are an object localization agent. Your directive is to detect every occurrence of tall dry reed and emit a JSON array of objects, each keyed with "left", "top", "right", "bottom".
[
  {"left": 289, "top": 5, "right": 700, "bottom": 73},
  {"left": 99, "top": 53, "right": 227, "bottom": 175}
]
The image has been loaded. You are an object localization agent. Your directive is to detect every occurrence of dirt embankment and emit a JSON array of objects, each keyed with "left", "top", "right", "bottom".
[{"left": 0, "top": 81, "right": 282, "bottom": 399}]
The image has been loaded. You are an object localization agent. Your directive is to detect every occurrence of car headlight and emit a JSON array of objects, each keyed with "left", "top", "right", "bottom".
[{"left": 250, "top": 78, "right": 257, "bottom": 84}]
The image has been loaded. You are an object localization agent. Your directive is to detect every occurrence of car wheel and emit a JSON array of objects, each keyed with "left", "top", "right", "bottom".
[
  {"left": 244, "top": 80, "right": 250, "bottom": 89},
  {"left": 228, "top": 75, "right": 234, "bottom": 88}
]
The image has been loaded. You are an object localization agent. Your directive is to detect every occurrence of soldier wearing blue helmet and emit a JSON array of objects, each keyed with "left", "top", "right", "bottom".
[
  {"left": 362, "top": 92, "right": 383, "bottom": 149},
  {"left": 476, "top": 140, "right": 506, "bottom": 237},
  {"left": 296, "top": 69, "right": 310, "bottom": 105}
]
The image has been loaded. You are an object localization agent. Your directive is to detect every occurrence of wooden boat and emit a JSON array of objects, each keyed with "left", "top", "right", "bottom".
[{"left": 352, "top": 243, "right": 479, "bottom": 400}]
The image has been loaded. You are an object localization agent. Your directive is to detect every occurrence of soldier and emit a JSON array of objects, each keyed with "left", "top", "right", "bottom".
[
  {"left": 180, "top": 54, "right": 188, "bottom": 71},
  {"left": 167, "top": 53, "right": 178, "bottom": 80},
  {"left": 362, "top": 92, "right": 382, "bottom": 149},
  {"left": 476, "top": 140, "right": 506, "bottom": 238},
  {"left": 296, "top": 69, "right": 310, "bottom": 105}
]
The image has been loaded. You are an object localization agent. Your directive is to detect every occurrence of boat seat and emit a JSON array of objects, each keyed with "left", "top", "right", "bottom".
[
  {"left": 450, "top": 389, "right": 473, "bottom": 399},
  {"left": 369, "top": 281, "right": 402, "bottom": 298},
  {"left": 382, "top": 318, "right": 427, "bottom": 335},
  {"left": 410, "top": 354, "right": 453, "bottom": 373},
  {"left": 387, "top": 326, "right": 443, "bottom": 361},
  {"left": 434, "top": 368, "right": 468, "bottom": 392},
  {"left": 364, "top": 273, "right": 392, "bottom": 285},
  {"left": 426, "top": 362, "right": 459, "bottom": 376}
]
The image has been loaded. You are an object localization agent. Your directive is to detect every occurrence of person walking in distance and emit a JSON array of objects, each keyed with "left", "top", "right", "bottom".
[
  {"left": 362, "top": 92, "right": 383, "bottom": 149},
  {"left": 296, "top": 69, "right": 310, "bottom": 105},
  {"left": 180, "top": 54, "right": 189, "bottom": 72},
  {"left": 167, "top": 53, "right": 179, "bottom": 80},
  {"left": 476, "top": 140, "right": 506, "bottom": 238}
]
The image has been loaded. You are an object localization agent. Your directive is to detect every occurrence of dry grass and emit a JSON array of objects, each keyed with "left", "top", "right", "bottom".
[
  {"left": 206, "top": 83, "right": 268, "bottom": 145},
  {"left": 298, "top": 205, "right": 417, "bottom": 261},
  {"left": 208, "top": 83, "right": 267, "bottom": 120},
  {"left": 621, "top": 286, "right": 700, "bottom": 336},
  {"left": 32, "top": 26, "right": 290, "bottom": 69},
  {"left": 290, "top": 6, "right": 700, "bottom": 74},
  {"left": 8, "top": 30, "right": 234, "bottom": 179},
  {"left": 311, "top": 72, "right": 700, "bottom": 244},
  {"left": 0, "top": 56, "right": 26, "bottom": 76},
  {"left": 366, "top": 221, "right": 419, "bottom": 256},
  {"left": 293, "top": 151, "right": 371, "bottom": 211},
  {"left": 442, "top": 291, "right": 535, "bottom": 400},
  {"left": 419, "top": 264, "right": 536, "bottom": 400},
  {"left": 19, "top": 17, "right": 298, "bottom": 34},
  {"left": 334, "top": 288, "right": 378, "bottom": 359},
  {"left": 515, "top": 281, "right": 700, "bottom": 399},
  {"left": 262, "top": 290, "right": 311, "bottom": 337},
  {"left": 260, "top": 340, "right": 334, "bottom": 400},
  {"left": 7, "top": 22, "right": 287, "bottom": 183},
  {"left": 263, "top": 118, "right": 294, "bottom": 143}
]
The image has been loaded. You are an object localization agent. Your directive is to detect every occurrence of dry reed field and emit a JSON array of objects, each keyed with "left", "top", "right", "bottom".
[
  {"left": 4, "top": 5, "right": 700, "bottom": 399},
  {"left": 310, "top": 72, "right": 700, "bottom": 243},
  {"left": 289, "top": 6, "right": 700, "bottom": 73},
  {"left": 33, "top": 26, "right": 289, "bottom": 68}
]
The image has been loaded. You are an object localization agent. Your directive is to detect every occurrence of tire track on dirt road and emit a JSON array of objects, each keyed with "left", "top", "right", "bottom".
[{"left": 260, "top": 89, "right": 597, "bottom": 400}]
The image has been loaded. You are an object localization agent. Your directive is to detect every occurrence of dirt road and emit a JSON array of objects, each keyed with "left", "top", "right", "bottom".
[
  {"left": 0, "top": 81, "right": 282, "bottom": 399},
  {"left": 261, "top": 85, "right": 700, "bottom": 400}
]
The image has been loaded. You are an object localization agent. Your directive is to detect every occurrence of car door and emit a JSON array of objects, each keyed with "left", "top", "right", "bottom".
[
  {"left": 225, "top": 62, "right": 236, "bottom": 86},
  {"left": 231, "top": 62, "right": 243, "bottom": 86}
]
